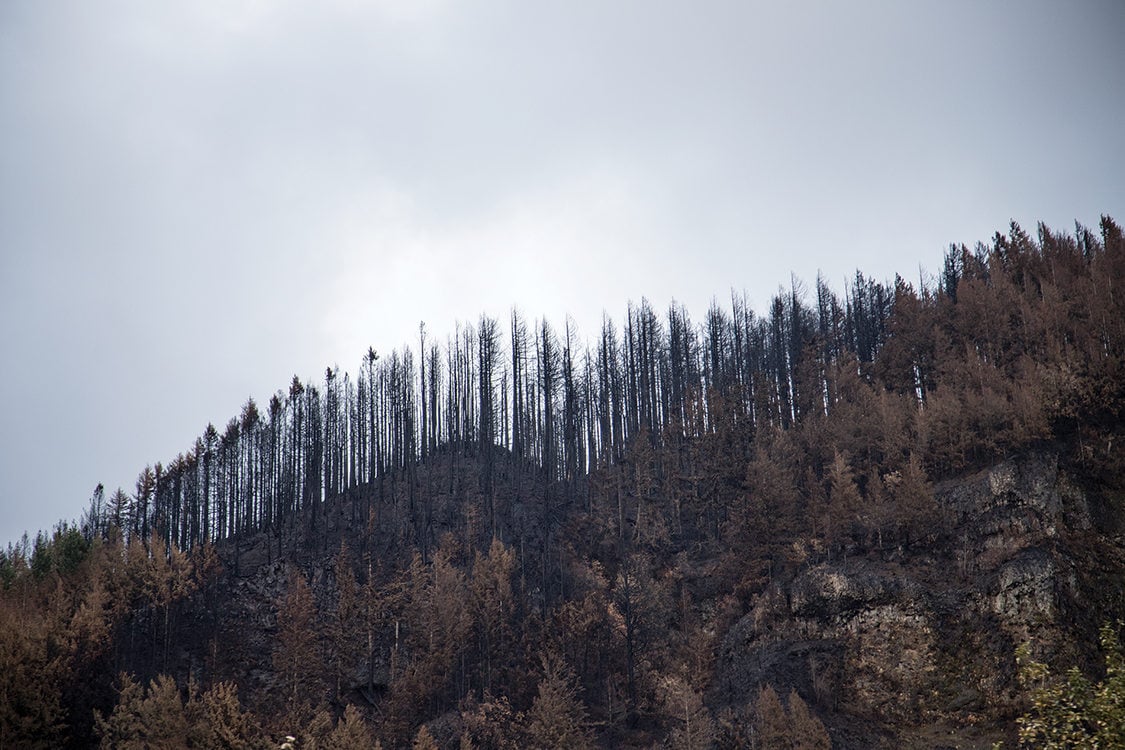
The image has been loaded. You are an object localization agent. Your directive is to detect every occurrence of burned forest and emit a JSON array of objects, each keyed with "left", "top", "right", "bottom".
[{"left": 4, "top": 218, "right": 1125, "bottom": 749}]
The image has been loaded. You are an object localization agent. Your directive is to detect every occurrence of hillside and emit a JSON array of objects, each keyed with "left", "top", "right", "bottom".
[{"left": 2, "top": 217, "right": 1124, "bottom": 748}]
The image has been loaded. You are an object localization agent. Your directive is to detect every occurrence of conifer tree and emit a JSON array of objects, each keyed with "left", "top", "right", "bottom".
[
  {"left": 323, "top": 704, "right": 376, "bottom": 750},
  {"left": 524, "top": 653, "right": 594, "bottom": 750},
  {"left": 273, "top": 569, "right": 322, "bottom": 710},
  {"left": 0, "top": 604, "right": 65, "bottom": 748},
  {"left": 412, "top": 724, "right": 439, "bottom": 750},
  {"left": 659, "top": 672, "right": 715, "bottom": 750},
  {"left": 195, "top": 681, "right": 261, "bottom": 750},
  {"left": 328, "top": 544, "right": 364, "bottom": 701},
  {"left": 754, "top": 684, "right": 789, "bottom": 748},
  {"left": 788, "top": 690, "right": 831, "bottom": 750},
  {"left": 95, "top": 674, "right": 188, "bottom": 750}
]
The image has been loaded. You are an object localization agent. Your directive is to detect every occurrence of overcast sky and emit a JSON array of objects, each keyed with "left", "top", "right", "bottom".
[{"left": 1, "top": 0, "right": 1122, "bottom": 547}]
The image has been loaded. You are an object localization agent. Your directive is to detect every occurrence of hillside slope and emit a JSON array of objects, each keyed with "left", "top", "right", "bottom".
[
  {"left": 2, "top": 217, "right": 1123, "bottom": 748},
  {"left": 115, "top": 443, "right": 1124, "bottom": 748}
]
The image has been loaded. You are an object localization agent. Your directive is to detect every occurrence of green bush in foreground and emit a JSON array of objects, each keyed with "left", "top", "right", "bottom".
[{"left": 1014, "top": 623, "right": 1125, "bottom": 749}]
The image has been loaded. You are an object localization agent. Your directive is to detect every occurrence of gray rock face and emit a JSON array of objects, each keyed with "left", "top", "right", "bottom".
[
  {"left": 992, "top": 549, "right": 1059, "bottom": 623},
  {"left": 713, "top": 450, "right": 1120, "bottom": 749}
]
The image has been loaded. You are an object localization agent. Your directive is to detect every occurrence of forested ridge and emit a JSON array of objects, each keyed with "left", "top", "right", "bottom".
[{"left": 3, "top": 217, "right": 1124, "bottom": 748}]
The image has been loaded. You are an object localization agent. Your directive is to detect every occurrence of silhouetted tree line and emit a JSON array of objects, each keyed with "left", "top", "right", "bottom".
[
  {"left": 65, "top": 258, "right": 897, "bottom": 554},
  {"left": 50, "top": 218, "right": 1119, "bottom": 565}
]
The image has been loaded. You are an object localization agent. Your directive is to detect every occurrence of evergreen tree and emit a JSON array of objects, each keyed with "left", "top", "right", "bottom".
[
  {"left": 323, "top": 704, "right": 376, "bottom": 750},
  {"left": 273, "top": 569, "right": 323, "bottom": 710},
  {"left": 523, "top": 653, "right": 594, "bottom": 750}
]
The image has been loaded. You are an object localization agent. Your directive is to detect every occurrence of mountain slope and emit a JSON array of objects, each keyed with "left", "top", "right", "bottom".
[{"left": 2, "top": 217, "right": 1123, "bottom": 748}]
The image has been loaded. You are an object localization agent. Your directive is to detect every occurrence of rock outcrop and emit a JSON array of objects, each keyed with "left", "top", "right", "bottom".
[{"left": 714, "top": 450, "right": 1124, "bottom": 748}]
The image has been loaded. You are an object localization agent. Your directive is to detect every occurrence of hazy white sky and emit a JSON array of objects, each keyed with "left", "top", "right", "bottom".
[{"left": 1, "top": 0, "right": 1122, "bottom": 546}]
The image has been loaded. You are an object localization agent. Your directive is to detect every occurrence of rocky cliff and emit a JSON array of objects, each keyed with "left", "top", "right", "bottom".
[{"left": 715, "top": 449, "right": 1125, "bottom": 748}]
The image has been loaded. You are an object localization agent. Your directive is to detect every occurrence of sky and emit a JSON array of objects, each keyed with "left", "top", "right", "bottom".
[{"left": 1, "top": 0, "right": 1122, "bottom": 548}]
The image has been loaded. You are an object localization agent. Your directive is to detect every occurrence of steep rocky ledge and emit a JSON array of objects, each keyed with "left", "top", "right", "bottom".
[{"left": 714, "top": 450, "right": 1125, "bottom": 749}]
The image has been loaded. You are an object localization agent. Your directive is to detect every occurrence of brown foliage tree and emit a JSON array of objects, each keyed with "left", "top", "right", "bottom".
[
  {"left": 824, "top": 450, "right": 863, "bottom": 557},
  {"left": 328, "top": 544, "right": 365, "bottom": 700},
  {"left": 95, "top": 674, "right": 264, "bottom": 749},
  {"left": 658, "top": 672, "right": 715, "bottom": 750},
  {"left": 750, "top": 684, "right": 831, "bottom": 750},
  {"left": 754, "top": 684, "right": 789, "bottom": 748},
  {"left": 460, "top": 691, "right": 521, "bottom": 750},
  {"left": 471, "top": 538, "right": 516, "bottom": 695},
  {"left": 273, "top": 569, "right": 323, "bottom": 711},
  {"left": 323, "top": 704, "right": 377, "bottom": 750},
  {"left": 787, "top": 689, "right": 831, "bottom": 750},
  {"left": 0, "top": 604, "right": 65, "bottom": 748},
  {"left": 412, "top": 724, "right": 440, "bottom": 750},
  {"left": 523, "top": 653, "right": 595, "bottom": 750}
]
